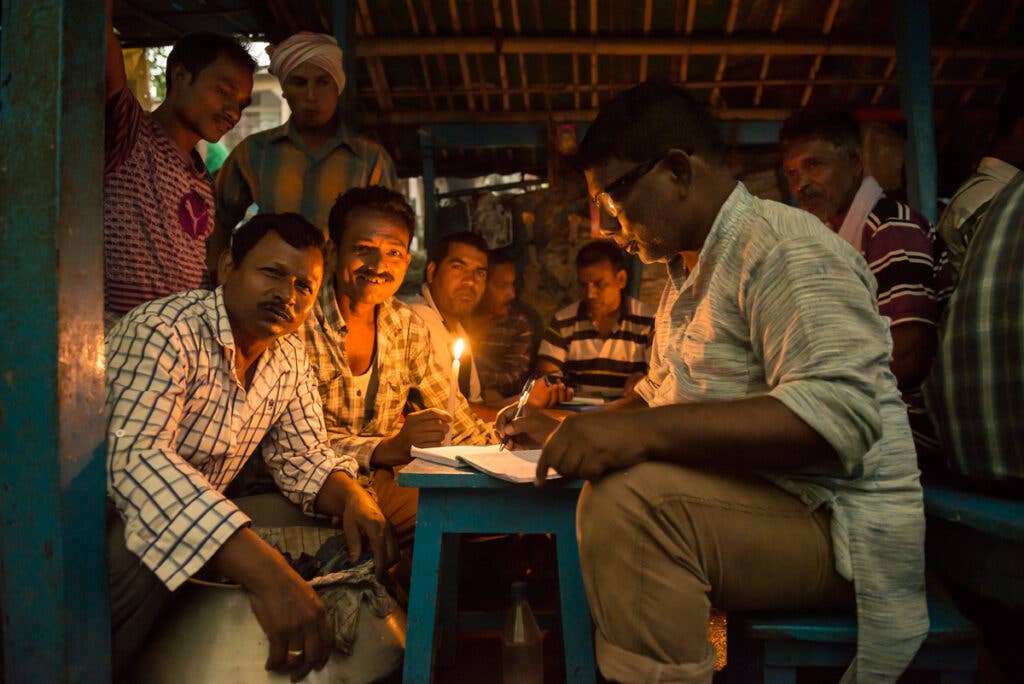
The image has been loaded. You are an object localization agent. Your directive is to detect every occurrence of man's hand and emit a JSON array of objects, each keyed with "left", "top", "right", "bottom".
[
  {"left": 496, "top": 403, "right": 561, "bottom": 450},
  {"left": 211, "top": 528, "right": 332, "bottom": 682},
  {"left": 535, "top": 410, "right": 649, "bottom": 484},
  {"left": 527, "top": 375, "right": 574, "bottom": 408},
  {"left": 623, "top": 372, "right": 646, "bottom": 397},
  {"left": 316, "top": 472, "right": 398, "bottom": 581},
  {"left": 371, "top": 408, "right": 453, "bottom": 467}
]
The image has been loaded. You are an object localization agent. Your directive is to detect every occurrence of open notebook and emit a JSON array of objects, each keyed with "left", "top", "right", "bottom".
[{"left": 411, "top": 444, "right": 561, "bottom": 484}]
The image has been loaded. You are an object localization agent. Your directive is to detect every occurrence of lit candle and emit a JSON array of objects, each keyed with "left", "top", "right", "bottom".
[{"left": 445, "top": 338, "right": 465, "bottom": 446}]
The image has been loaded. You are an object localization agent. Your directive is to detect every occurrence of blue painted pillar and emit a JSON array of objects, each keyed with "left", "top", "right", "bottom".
[
  {"left": 420, "top": 128, "right": 439, "bottom": 256},
  {"left": 333, "top": 0, "right": 353, "bottom": 119},
  {"left": 894, "top": 0, "right": 938, "bottom": 223},
  {"left": 0, "top": 1, "right": 110, "bottom": 682}
]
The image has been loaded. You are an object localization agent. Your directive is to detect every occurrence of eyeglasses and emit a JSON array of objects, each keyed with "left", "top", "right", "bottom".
[{"left": 591, "top": 155, "right": 664, "bottom": 219}]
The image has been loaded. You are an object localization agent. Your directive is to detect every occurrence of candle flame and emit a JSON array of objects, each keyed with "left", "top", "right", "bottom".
[{"left": 452, "top": 337, "right": 465, "bottom": 360}]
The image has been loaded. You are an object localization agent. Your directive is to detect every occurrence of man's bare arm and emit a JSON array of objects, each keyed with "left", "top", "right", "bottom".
[{"left": 105, "top": 0, "right": 126, "bottom": 98}]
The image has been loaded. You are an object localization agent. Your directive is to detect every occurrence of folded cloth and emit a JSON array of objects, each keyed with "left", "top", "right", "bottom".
[{"left": 255, "top": 526, "right": 392, "bottom": 655}]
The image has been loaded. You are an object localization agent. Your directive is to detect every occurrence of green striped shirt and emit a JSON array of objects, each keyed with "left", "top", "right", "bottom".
[{"left": 215, "top": 117, "right": 398, "bottom": 234}]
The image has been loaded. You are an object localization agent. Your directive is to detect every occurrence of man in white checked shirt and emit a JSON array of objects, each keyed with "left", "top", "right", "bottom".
[
  {"left": 502, "top": 84, "right": 927, "bottom": 683},
  {"left": 105, "top": 212, "right": 394, "bottom": 681}
]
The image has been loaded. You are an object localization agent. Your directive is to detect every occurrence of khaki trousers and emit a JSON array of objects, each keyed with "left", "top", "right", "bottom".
[{"left": 576, "top": 462, "right": 854, "bottom": 684}]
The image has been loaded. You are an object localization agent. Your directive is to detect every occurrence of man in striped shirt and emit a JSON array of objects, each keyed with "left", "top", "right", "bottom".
[
  {"left": 106, "top": 213, "right": 394, "bottom": 681},
  {"left": 104, "top": 3, "right": 255, "bottom": 327},
  {"left": 781, "top": 109, "right": 953, "bottom": 462},
  {"left": 536, "top": 240, "right": 654, "bottom": 400}
]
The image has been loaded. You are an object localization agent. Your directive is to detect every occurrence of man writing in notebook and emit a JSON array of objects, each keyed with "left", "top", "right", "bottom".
[
  {"left": 501, "top": 83, "right": 927, "bottom": 683},
  {"left": 300, "top": 187, "right": 493, "bottom": 547}
]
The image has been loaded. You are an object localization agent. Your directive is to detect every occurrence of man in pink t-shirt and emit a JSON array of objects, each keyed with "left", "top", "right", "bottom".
[{"left": 103, "top": 2, "right": 255, "bottom": 325}]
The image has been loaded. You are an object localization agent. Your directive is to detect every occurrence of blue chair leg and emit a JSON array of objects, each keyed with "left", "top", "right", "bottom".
[
  {"left": 403, "top": 491, "right": 446, "bottom": 684},
  {"left": 554, "top": 510, "right": 596, "bottom": 684},
  {"left": 764, "top": 665, "right": 798, "bottom": 684},
  {"left": 436, "top": 533, "right": 460, "bottom": 668}
]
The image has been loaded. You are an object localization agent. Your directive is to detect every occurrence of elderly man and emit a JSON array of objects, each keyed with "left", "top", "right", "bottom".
[
  {"left": 780, "top": 109, "right": 952, "bottom": 460},
  {"left": 301, "top": 187, "right": 494, "bottom": 546},
  {"left": 503, "top": 83, "right": 927, "bottom": 683},
  {"left": 209, "top": 31, "right": 397, "bottom": 269},
  {"left": 106, "top": 213, "right": 394, "bottom": 681},
  {"left": 405, "top": 231, "right": 491, "bottom": 403},
  {"left": 104, "top": 0, "right": 255, "bottom": 326}
]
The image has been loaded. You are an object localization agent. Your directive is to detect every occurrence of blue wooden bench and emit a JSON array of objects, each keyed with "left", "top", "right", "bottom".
[
  {"left": 725, "top": 592, "right": 978, "bottom": 683},
  {"left": 923, "top": 482, "right": 1024, "bottom": 609}
]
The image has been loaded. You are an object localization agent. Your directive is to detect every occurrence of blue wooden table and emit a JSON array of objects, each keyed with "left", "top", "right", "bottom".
[{"left": 397, "top": 459, "right": 596, "bottom": 683}]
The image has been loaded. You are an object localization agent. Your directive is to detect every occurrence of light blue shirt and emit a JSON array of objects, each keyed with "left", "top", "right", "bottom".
[{"left": 636, "top": 183, "right": 928, "bottom": 682}]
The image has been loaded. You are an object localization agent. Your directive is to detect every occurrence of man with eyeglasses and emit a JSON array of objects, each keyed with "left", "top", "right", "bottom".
[{"left": 500, "top": 83, "right": 927, "bottom": 682}]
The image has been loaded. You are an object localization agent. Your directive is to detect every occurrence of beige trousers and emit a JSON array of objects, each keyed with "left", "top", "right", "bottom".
[{"left": 576, "top": 462, "right": 854, "bottom": 684}]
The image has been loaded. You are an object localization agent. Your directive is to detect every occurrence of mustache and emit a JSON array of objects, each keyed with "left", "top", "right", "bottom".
[
  {"left": 355, "top": 269, "right": 394, "bottom": 282},
  {"left": 797, "top": 187, "right": 823, "bottom": 203},
  {"left": 259, "top": 301, "right": 294, "bottom": 322}
]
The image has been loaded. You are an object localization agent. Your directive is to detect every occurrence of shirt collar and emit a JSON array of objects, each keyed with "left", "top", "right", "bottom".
[
  {"left": 317, "top": 276, "right": 403, "bottom": 334},
  {"left": 211, "top": 286, "right": 237, "bottom": 351},
  {"left": 420, "top": 283, "right": 467, "bottom": 337},
  {"left": 977, "top": 156, "right": 1021, "bottom": 184},
  {"left": 271, "top": 116, "right": 360, "bottom": 158}
]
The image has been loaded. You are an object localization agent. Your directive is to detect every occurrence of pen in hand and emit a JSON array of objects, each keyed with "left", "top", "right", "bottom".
[{"left": 498, "top": 376, "right": 536, "bottom": 451}]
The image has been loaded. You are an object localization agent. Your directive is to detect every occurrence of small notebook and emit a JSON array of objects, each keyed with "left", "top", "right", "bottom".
[{"left": 411, "top": 444, "right": 561, "bottom": 484}]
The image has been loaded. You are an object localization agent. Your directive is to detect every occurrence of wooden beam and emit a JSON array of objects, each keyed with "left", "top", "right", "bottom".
[
  {"left": 754, "top": 0, "right": 785, "bottom": 105},
  {"left": 590, "top": 0, "right": 598, "bottom": 107},
  {"left": 932, "top": 0, "right": 979, "bottom": 79},
  {"left": 448, "top": 0, "right": 476, "bottom": 111},
  {"left": 532, "top": 0, "right": 551, "bottom": 112},
  {"left": 494, "top": 0, "right": 511, "bottom": 110},
  {"left": 680, "top": 0, "right": 696, "bottom": 81},
  {"left": 639, "top": 0, "right": 653, "bottom": 82},
  {"left": 361, "top": 107, "right": 798, "bottom": 124},
  {"left": 422, "top": 1, "right": 455, "bottom": 110},
  {"left": 357, "top": 0, "right": 394, "bottom": 113},
  {"left": 710, "top": 0, "right": 740, "bottom": 107},
  {"left": 512, "top": 0, "right": 531, "bottom": 110},
  {"left": 799, "top": 0, "right": 840, "bottom": 107},
  {"left": 571, "top": 0, "right": 580, "bottom": 109},
  {"left": 405, "top": 0, "right": 437, "bottom": 110},
  {"left": 959, "top": 0, "right": 1020, "bottom": 106},
  {"left": 356, "top": 36, "right": 1024, "bottom": 60}
]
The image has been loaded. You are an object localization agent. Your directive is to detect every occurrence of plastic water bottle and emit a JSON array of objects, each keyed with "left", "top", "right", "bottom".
[{"left": 501, "top": 581, "right": 543, "bottom": 683}]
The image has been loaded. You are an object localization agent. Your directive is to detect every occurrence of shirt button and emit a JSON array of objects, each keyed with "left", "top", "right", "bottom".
[
  {"left": 115, "top": 429, "right": 126, "bottom": 438},
  {"left": 356, "top": 389, "right": 362, "bottom": 397}
]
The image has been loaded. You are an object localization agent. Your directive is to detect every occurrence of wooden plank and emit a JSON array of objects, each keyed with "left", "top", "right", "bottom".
[
  {"left": 512, "top": 0, "right": 531, "bottom": 110},
  {"left": 680, "top": 0, "right": 696, "bottom": 81},
  {"left": 422, "top": 0, "right": 455, "bottom": 110},
  {"left": 1, "top": 1, "right": 109, "bottom": 681},
  {"left": 448, "top": 0, "right": 476, "bottom": 111},
  {"left": 754, "top": 0, "right": 786, "bottom": 105},
  {"left": 357, "top": 0, "right": 394, "bottom": 113},
  {"left": 932, "top": 0, "right": 980, "bottom": 79},
  {"left": 466, "top": 0, "right": 490, "bottom": 112},
  {"left": 494, "top": 0, "right": 511, "bottom": 110},
  {"left": 710, "top": 0, "right": 740, "bottom": 107},
  {"left": 959, "top": 0, "right": 1021, "bottom": 106},
  {"left": 590, "top": 0, "right": 598, "bottom": 107},
  {"left": 355, "top": 36, "right": 1024, "bottom": 61},
  {"left": 571, "top": 0, "right": 580, "bottom": 109},
  {"left": 533, "top": 0, "right": 551, "bottom": 112},
  {"left": 405, "top": 0, "right": 437, "bottom": 110},
  {"left": 639, "top": 0, "right": 653, "bottom": 82},
  {"left": 799, "top": 0, "right": 840, "bottom": 107}
]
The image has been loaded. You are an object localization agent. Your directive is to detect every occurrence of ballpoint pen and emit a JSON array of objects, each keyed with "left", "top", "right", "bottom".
[{"left": 498, "top": 376, "right": 536, "bottom": 451}]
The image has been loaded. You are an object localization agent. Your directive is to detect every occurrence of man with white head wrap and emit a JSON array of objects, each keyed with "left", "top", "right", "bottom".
[{"left": 210, "top": 31, "right": 397, "bottom": 270}]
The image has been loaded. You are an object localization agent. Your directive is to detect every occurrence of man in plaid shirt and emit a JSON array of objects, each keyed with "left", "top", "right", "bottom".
[
  {"left": 106, "top": 213, "right": 394, "bottom": 681},
  {"left": 300, "top": 186, "right": 494, "bottom": 547}
]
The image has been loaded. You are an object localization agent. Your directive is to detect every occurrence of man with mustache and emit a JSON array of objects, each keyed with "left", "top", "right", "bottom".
[
  {"left": 103, "top": 0, "right": 255, "bottom": 329},
  {"left": 301, "top": 188, "right": 493, "bottom": 549},
  {"left": 780, "top": 109, "right": 953, "bottom": 463},
  {"left": 106, "top": 213, "right": 394, "bottom": 681},
  {"left": 502, "top": 83, "right": 927, "bottom": 682},
  {"left": 209, "top": 31, "right": 397, "bottom": 268},
  {"left": 406, "top": 231, "right": 492, "bottom": 403}
]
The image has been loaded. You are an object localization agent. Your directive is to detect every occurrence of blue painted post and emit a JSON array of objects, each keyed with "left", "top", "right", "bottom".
[
  {"left": 894, "top": 0, "right": 938, "bottom": 223},
  {"left": 0, "top": 1, "right": 109, "bottom": 682},
  {"left": 421, "top": 128, "right": 439, "bottom": 255}
]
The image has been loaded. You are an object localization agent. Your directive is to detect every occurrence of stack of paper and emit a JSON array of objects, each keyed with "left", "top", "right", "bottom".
[{"left": 411, "top": 444, "right": 561, "bottom": 484}]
